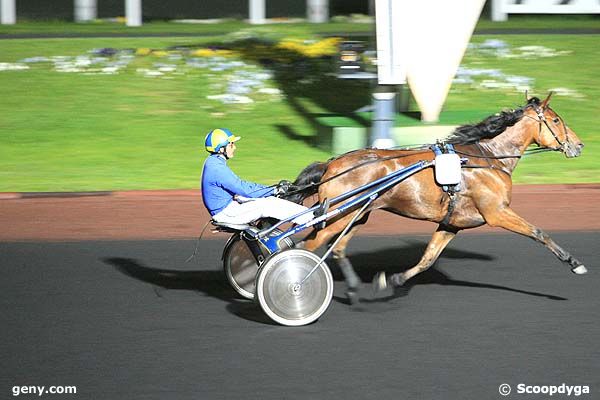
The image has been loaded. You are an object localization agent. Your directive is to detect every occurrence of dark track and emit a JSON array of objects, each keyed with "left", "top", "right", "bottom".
[{"left": 1, "top": 232, "right": 599, "bottom": 399}]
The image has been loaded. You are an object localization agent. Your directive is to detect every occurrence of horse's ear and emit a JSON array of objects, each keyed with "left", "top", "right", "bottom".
[
  {"left": 525, "top": 90, "right": 529, "bottom": 102},
  {"left": 541, "top": 91, "right": 554, "bottom": 109}
]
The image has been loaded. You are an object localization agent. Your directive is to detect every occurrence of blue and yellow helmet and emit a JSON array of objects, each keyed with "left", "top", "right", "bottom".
[{"left": 204, "top": 128, "right": 241, "bottom": 153}]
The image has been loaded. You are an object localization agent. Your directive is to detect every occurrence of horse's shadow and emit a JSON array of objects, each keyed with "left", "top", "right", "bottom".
[
  {"left": 102, "top": 241, "right": 565, "bottom": 323},
  {"left": 334, "top": 240, "right": 567, "bottom": 303},
  {"left": 101, "top": 257, "right": 278, "bottom": 325}
]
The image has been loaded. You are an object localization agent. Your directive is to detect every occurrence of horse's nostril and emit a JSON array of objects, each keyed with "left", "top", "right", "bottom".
[{"left": 579, "top": 143, "right": 585, "bottom": 149}]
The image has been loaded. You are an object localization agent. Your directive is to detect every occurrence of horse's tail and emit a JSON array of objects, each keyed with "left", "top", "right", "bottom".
[{"left": 285, "top": 161, "right": 330, "bottom": 204}]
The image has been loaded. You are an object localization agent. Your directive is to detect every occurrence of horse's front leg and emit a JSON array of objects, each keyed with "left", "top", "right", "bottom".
[
  {"left": 373, "top": 226, "right": 457, "bottom": 290},
  {"left": 330, "top": 220, "right": 368, "bottom": 304},
  {"left": 482, "top": 206, "right": 587, "bottom": 274}
]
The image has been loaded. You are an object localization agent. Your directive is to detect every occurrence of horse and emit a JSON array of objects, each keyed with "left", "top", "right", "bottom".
[{"left": 285, "top": 93, "right": 586, "bottom": 302}]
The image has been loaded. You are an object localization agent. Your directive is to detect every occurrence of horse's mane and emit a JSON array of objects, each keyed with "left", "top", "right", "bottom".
[{"left": 446, "top": 97, "right": 540, "bottom": 145}]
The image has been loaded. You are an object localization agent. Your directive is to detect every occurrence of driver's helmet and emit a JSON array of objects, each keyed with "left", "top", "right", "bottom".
[{"left": 204, "top": 128, "right": 241, "bottom": 154}]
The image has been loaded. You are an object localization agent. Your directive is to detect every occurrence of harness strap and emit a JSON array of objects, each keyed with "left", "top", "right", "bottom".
[
  {"left": 432, "top": 143, "right": 460, "bottom": 226},
  {"left": 440, "top": 192, "right": 456, "bottom": 227}
]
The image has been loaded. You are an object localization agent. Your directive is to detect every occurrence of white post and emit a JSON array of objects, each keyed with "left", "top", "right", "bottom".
[
  {"left": 491, "top": 0, "right": 507, "bottom": 22},
  {"left": 74, "top": 0, "right": 97, "bottom": 22},
  {"left": 249, "top": 0, "right": 266, "bottom": 24},
  {"left": 375, "top": 0, "right": 407, "bottom": 85},
  {"left": 307, "top": 0, "right": 328, "bottom": 23},
  {"left": 1, "top": 0, "right": 16, "bottom": 25},
  {"left": 126, "top": 0, "right": 142, "bottom": 27}
]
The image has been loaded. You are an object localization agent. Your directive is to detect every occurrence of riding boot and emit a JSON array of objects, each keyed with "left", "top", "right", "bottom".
[{"left": 314, "top": 198, "right": 329, "bottom": 230}]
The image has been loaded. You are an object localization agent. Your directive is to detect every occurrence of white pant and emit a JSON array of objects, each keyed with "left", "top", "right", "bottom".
[{"left": 212, "top": 196, "right": 313, "bottom": 225}]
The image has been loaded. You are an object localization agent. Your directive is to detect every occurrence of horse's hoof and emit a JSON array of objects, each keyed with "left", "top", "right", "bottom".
[
  {"left": 345, "top": 288, "right": 359, "bottom": 305},
  {"left": 572, "top": 265, "right": 588, "bottom": 275},
  {"left": 389, "top": 274, "right": 407, "bottom": 287},
  {"left": 372, "top": 271, "right": 387, "bottom": 292}
]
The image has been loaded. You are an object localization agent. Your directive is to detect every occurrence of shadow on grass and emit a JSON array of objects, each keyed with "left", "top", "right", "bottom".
[{"left": 173, "top": 37, "right": 374, "bottom": 150}]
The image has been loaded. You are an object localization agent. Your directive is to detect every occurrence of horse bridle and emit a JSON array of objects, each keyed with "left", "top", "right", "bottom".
[{"left": 527, "top": 105, "right": 569, "bottom": 152}]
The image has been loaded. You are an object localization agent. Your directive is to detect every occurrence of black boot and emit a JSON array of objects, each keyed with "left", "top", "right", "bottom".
[{"left": 313, "top": 198, "right": 329, "bottom": 230}]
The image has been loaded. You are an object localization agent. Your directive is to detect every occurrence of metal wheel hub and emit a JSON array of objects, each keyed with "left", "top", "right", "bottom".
[{"left": 289, "top": 283, "right": 302, "bottom": 295}]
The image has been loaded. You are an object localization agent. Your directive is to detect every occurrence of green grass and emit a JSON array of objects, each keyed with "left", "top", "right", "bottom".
[
  {"left": 452, "top": 35, "right": 600, "bottom": 184},
  {"left": 0, "top": 26, "right": 599, "bottom": 191},
  {"left": 0, "top": 20, "right": 373, "bottom": 38},
  {"left": 475, "top": 14, "right": 600, "bottom": 30},
  {"left": 0, "top": 15, "right": 598, "bottom": 37},
  {"left": 0, "top": 37, "right": 333, "bottom": 191}
]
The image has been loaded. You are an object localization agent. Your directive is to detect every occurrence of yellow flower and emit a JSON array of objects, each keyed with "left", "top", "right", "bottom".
[
  {"left": 191, "top": 48, "right": 236, "bottom": 57},
  {"left": 135, "top": 48, "right": 152, "bottom": 56},
  {"left": 275, "top": 37, "right": 342, "bottom": 58},
  {"left": 191, "top": 49, "right": 214, "bottom": 57}
]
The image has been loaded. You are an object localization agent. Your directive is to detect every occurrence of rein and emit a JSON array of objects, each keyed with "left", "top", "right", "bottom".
[
  {"left": 285, "top": 142, "right": 556, "bottom": 197},
  {"left": 455, "top": 146, "right": 554, "bottom": 160},
  {"left": 452, "top": 149, "right": 521, "bottom": 159},
  {"left": 284, "top": 149, "right": 431, "bottom": 196}
]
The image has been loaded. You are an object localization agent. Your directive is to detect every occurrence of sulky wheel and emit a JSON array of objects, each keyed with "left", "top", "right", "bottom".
[
  {"left": 223, "top": 229, "right": 293, "bottom": 300},
  {"left": 255, "top": 249, "right": 334, "bottom": 326}
]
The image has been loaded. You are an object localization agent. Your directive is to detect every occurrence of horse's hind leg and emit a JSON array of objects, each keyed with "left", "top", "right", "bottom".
[
  {"left": 483, "top": 206, "right": 587, "bottom": 274},
  {"left": 374, "top": 226, "right": 457, "bottom": 290}
]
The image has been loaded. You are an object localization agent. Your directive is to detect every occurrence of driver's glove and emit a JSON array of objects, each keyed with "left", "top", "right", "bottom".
[{"left": 273, "top": 180, "right": 293, "bottom": 197}]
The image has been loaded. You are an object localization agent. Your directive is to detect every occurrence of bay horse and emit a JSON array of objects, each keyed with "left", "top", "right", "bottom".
[{"left": 286, "top": 94, "right": 586, "bottom": 302}]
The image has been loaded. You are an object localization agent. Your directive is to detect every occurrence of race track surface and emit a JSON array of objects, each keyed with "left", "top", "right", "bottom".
[{"left": 1, "top": 233, "right": 599, "bottom": 399}]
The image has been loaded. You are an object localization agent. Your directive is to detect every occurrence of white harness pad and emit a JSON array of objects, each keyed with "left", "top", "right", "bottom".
[{"left": 434, "top": 153, "right": 462, "bottom": 186}]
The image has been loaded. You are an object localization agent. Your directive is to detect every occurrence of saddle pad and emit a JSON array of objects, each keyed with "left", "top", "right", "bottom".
[{"left": 434, "top": 153, "right": 462, "bottom": 185}]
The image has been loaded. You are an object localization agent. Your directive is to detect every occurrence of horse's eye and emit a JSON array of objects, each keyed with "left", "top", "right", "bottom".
[{"left": 552, "top": 117, "right": 560, "bottom": 124}]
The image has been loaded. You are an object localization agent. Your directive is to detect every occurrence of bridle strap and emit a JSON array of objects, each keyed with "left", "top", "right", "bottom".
[{"left": 524, "top": 105, "right": 568, "bottom": 151}]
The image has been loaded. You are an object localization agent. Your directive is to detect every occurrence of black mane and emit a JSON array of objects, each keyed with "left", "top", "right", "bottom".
[{"left": 446, "top": 97, "right": 540, "bottom": 145}]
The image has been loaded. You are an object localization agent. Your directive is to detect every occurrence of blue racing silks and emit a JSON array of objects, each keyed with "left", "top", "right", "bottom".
[{"left": 201, "top": 154, "right": 274, "bottom": 215}]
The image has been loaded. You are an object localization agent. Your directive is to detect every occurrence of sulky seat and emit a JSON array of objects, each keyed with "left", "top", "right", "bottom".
[{"left": 211, "top": 220, "right": 250, "bottom": 233}]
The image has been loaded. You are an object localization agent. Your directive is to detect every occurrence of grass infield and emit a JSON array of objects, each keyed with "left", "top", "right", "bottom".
[{"left": 1, "top": 20, "right": 599, "bottom": 191}]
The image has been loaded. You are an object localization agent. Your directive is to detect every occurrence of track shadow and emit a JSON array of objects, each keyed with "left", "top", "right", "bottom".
[
  {"left": 356, "top": 268, "right": 568, "bottom": 304},
  {"left": 102, "top": 257, "right": 277, "bottom": 325},
  {"left": 348, "top": 240, "right": 495, "bottom": 282},
  {"left": 329, "top": 243, "right": 567, "bottom": 304}
]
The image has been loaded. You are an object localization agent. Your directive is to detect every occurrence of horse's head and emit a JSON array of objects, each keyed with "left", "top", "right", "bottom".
[{"left": 526, "top": 93, "right": 584, "bottom": 158}]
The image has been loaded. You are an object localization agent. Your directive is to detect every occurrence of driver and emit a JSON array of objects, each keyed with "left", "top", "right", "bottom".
[{"left": 201, "top": 128, "right": 314, "bottom": 226}]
